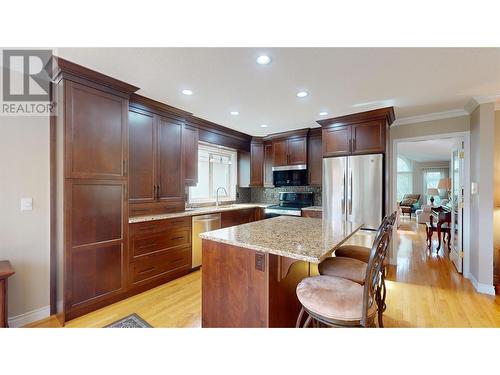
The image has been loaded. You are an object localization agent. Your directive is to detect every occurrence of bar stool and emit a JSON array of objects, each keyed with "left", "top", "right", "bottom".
[
  {"left": 295, "top": 231, "right": 391, "bottom": 328},
  {"left": 315, "top": 212, "right": 396, "bottom": 327}
]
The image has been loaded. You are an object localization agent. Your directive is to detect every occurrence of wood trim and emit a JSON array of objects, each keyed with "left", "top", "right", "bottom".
[
  {"left": 263, "top": 128, "right": 309, "bottom": 141},
  {"left": 51, "top": 56, "right": 139, "bottom": 95},
  {"left": 49, "top": 82, "right": 56, "bottom": 315},
  {"left": 317, "top": 107, "right": 395, "bottom": 128},
  {"left": 130, "top": 93, "right": 192, "bottom": 119}
]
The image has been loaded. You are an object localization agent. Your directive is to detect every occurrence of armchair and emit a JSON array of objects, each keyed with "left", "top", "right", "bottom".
[{"left": 399, "top": 194, "right": 421, "bottom": 218}]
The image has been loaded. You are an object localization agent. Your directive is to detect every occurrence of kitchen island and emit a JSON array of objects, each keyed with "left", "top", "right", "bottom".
[{"left": 200, "top": 216, "right": 362, "bottom": 327}]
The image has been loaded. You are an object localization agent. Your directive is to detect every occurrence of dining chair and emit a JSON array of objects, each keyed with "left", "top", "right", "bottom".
[{"left": 295, "top": 230, "right": 391, "bottom": 328}]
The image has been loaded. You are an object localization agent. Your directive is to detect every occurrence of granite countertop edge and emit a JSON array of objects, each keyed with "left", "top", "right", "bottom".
[
  {"left": 199, "top": 232, "right": 323, "bottom": 263},
  {"left": 301, "top": 206, "right": 323, "bottom": 212},
  {"left": 129, "top": 203, "right": 271, "bottom": 224}
]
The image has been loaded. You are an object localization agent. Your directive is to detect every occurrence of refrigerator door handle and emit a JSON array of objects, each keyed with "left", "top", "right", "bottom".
[
  {"left": 342, "top": 172, "right": 346, "bottom": 214},
  {"left": 349, "top": 168, "right": 353, "bottom": 215}
]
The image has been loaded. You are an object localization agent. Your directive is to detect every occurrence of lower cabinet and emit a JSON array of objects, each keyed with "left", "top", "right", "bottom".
[
  {"left": 221, "top": 208, "right": 257, "bottom": 228},
  {"left": 128, "top": 216, "right": 192, "bottom": 291}
]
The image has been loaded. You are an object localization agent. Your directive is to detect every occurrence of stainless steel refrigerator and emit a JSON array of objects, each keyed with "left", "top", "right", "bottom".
[{"left": 323, "top": 154, "right": 383, "bottom": 230}]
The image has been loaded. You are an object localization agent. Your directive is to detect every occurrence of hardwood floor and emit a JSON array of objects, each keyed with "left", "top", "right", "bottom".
[{"left": 27, "top": 216, "right": 500, "bottom": 328}]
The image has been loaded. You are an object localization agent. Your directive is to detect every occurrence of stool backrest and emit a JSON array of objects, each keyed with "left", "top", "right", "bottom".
[{"left": 361, "top": 230, "right": 391, "bottom": 326}]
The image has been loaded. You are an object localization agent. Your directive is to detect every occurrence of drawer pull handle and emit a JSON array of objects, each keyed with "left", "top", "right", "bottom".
[
  {"left": 139, "top": 225, "right": 156, "bottom": 231},
  {"left": 171, "top": 257, "right": 185, "bottom": 263},
  {"left": 138, "top": 267, "right": 155, "bottom": 275},
  {"left": 170, "top": 236, "right": 184, "bottom": 241},
  {"left": 138, "top": 243, "right": 158, "bottom": 249}
]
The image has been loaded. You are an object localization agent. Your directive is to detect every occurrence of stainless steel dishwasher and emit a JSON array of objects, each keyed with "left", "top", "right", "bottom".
[{"left": 192, "top": 213, "right": 221, "bottom": 269}]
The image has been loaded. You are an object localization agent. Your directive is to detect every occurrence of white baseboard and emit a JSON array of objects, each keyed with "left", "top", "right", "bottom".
[
  {"left": 467, "top": 273, "right": 496, "bottom": 296},
  {"left": 8, "top": 305, "right": 50, "bottom": 328}
]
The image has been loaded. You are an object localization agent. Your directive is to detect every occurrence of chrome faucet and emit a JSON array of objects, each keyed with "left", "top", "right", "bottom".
[{"left": 215, "top": 187, "right": 228, "bottom": 208}]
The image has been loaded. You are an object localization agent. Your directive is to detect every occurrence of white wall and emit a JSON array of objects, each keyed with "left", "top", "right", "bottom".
[
  {"left": 468, "top": 103, "right": 495, "bottom": 292},
  {"left": 0, "top": 114, "right": 51, "bottom": 324}
]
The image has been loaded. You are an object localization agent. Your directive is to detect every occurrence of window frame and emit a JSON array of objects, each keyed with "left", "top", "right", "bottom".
[
  {"left": 188, "top": 142, "right": 238, "bottom": 204},
  {"left": 396, "top": 156, "right": 413, "bottom": 202}
]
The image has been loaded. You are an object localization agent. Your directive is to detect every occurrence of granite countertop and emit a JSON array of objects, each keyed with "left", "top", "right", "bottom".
[
  {"left": 199, "top": 216, "right": 362, "bottom": 263},
  {"left": 302, "top": 206, "right": 323, "bottom": 212},
  {"left": 129, "top": 203, "right": 271, "bottom": 223}
]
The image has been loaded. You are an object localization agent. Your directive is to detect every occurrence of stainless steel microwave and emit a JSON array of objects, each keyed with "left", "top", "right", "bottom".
[{"left": 272, "top": 165, "right": 308, "bottom": 187}]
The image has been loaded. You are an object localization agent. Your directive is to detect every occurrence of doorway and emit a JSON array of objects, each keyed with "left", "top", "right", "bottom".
[{"left": 392, "top": 132, "right": 471, "bottom": 277}]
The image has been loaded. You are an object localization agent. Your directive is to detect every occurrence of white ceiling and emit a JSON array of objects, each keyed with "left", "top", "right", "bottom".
[
  {"left": 398, "top": 138, "right": 457, "bottom": 162},
  {"left": 57, "top": 48, "right": 500, "bottom": 136}
]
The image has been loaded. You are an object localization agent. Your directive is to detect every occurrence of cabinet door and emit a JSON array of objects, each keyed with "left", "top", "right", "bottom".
[
  {"left": 250, "top": 142, "right": 264, "bottom": 187},
  {"left": 129, "top": 109, "right": 156, "bottom": 203},
  {"left": 272, "top": 140, "right": 288, "bottom": 166},
  {"left": 67, "top": 180, "right": 127, "bottom": 310},
  {"left": 322, "top": 125, "right": 351, "bottom": 157},
  {"left": 157, "top": 116, "right": 184, "bottom": 202},
  {"left": 263, "top": 143, "right": 274, "bottom": 187},
  {"left": 221, "top": 208, "right": 256, "bottom": 228},
  {"left": 351, "top": 120, "right": 385, "bottom": 154},
  {"left": 183, "top": 124, "right": 199, "bottom": 186},
  {"left": 308, "top": 135, "right": 322, "bottom": 185},
  {"left": 288, "top": 137, "right": 307, "bottom": 165},
  {"left": 65, "top": 81, "right": 128, "bottom": 179}
]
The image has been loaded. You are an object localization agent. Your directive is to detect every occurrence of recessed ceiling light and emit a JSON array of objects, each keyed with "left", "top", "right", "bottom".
[
  {"left": 319, "top": 111, "right": 329, "bottom": 116},
  {"left": 182, "top": 89, "right": 193, "bottom": 96},
  {"left": 260, "top": 124, "right": 268, "bottom": 128},
  {"left": 297, "top": 91, "right": 308, "bottom": 98},
  {"left": 256, "top": 55, "right": 271, "bottom": 65},
  {"left": 230, "top": 111, "right": 239, "bottom": 116}
]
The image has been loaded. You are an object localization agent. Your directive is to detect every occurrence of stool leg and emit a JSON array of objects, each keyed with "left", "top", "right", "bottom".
[{"left": 296, "top": 306, "right": 305, "bottom": 328}]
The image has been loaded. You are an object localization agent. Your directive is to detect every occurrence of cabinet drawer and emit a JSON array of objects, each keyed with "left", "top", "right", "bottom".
[
  {"left": 130, "top": 248, "right": 190, "bottom": 284},
  {"left": 130, "top": 216, "right": 191, "bottom": 236},
  {"left": 131, "top": 227, "right": 191, "bottom": 258}
]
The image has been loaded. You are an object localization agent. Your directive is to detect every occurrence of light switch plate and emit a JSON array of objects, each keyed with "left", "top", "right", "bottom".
[
  {"left": 471, "top": 182, "right": 478, "bottom": 195},
  {"left": 21, "top": 197, "right": 33, "bottom": 211}
]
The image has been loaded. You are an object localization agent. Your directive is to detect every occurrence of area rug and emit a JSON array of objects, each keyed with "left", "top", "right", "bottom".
[{"left": 105, "top": 313, "right": 152, "bottom": 328}]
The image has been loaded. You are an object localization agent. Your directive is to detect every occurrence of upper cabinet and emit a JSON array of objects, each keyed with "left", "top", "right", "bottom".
[
  {"left": 263, "top": 142, "right": 274, "bottom": 187},
  {"left": 308, "top": 128, "right": 322, "bottom": 186},
  {"left": 317, "top": 107, "right": 395, "bottom": 157},
  {"left": 250, "top": 139, "right": 264, "bottom": 187},
  {"left": 157, "top": 116, "right": 184, "bottom": 202},
  {"left": 183, "top": 124, "right": 199, "bottom": 186},
  {"left": 272, "top": 132, "right": 308, "bottom": 166},
  {"left": 65, "top": 80, "right": 129, "bottom": 179},
  {"left": 128, "top": 94, "right": 191, "bottom": 215},
  {"left": 129, "top": 109, "right": 156, "bottom": 203}
]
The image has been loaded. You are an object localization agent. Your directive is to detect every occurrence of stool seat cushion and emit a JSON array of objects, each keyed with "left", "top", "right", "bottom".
[
  {"left": 334, "top": 245, "right": 371, "bottom": 263},
  {"left": 318, "top": 256, "right": 367, "bottom": 284},
  {"left": 296, "top": 276, "right": 376, "bottom": 323}
]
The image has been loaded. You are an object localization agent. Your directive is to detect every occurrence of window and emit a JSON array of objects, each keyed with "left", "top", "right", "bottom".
[
  {"left": 188, "top": 143, "right": 237, "bottom": 203},
  {"left": 423, "top": 168, "right": 449, "bottom": 204},
  {"left": 396, "top": 156, "right": 413, "bottom": 201}
]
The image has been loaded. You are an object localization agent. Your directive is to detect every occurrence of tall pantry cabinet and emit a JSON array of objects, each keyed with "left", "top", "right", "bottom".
[{"left": 52, "top": 57, "right": 139, "bottom": 323}]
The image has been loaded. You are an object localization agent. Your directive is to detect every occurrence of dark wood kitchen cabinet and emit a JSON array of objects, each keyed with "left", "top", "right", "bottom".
[
  {"left": 263, "top": 142, "right": 274, "bottom": 187},
  {"left": 183, "top": 123, "right": 199, "bottom": 186},
  {"left": 317, "top": 107, "right": 395, "bottom": 157},
  {"left": 221, "top": 208, "right": 257, "bottom": 228},
  {"left": 250, "top": 138, "right": 264, "bottom": 187},
  {"left": 128, "top": 109, "right": 156, "bottom": 203},
  {"left": 157, "top": 116, "right": 184, "bottom": 202},
  {"left": 128, "top": 94, "right": 190, "bottom": 216},
  {"left": 51, "top": 57, "right": 139, "bottom": 323},
  {"left": 272, "top": 135, "right": 307, "bottom": 166},
  {"left": 307, "top": 128, "right": 322, "bottom": 185}
]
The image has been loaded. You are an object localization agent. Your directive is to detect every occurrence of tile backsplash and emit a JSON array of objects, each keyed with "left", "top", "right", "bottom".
[{"left": 237, "top": 186, "right": 322, "bottom": 206}]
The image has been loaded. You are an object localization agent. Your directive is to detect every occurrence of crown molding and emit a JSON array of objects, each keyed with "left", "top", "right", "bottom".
[
  {"left": 392, "top": 109, "right": 468, "bottom": 126},
  {"left": 465, "top": 95, "right": 500, "bottom": 114}
]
